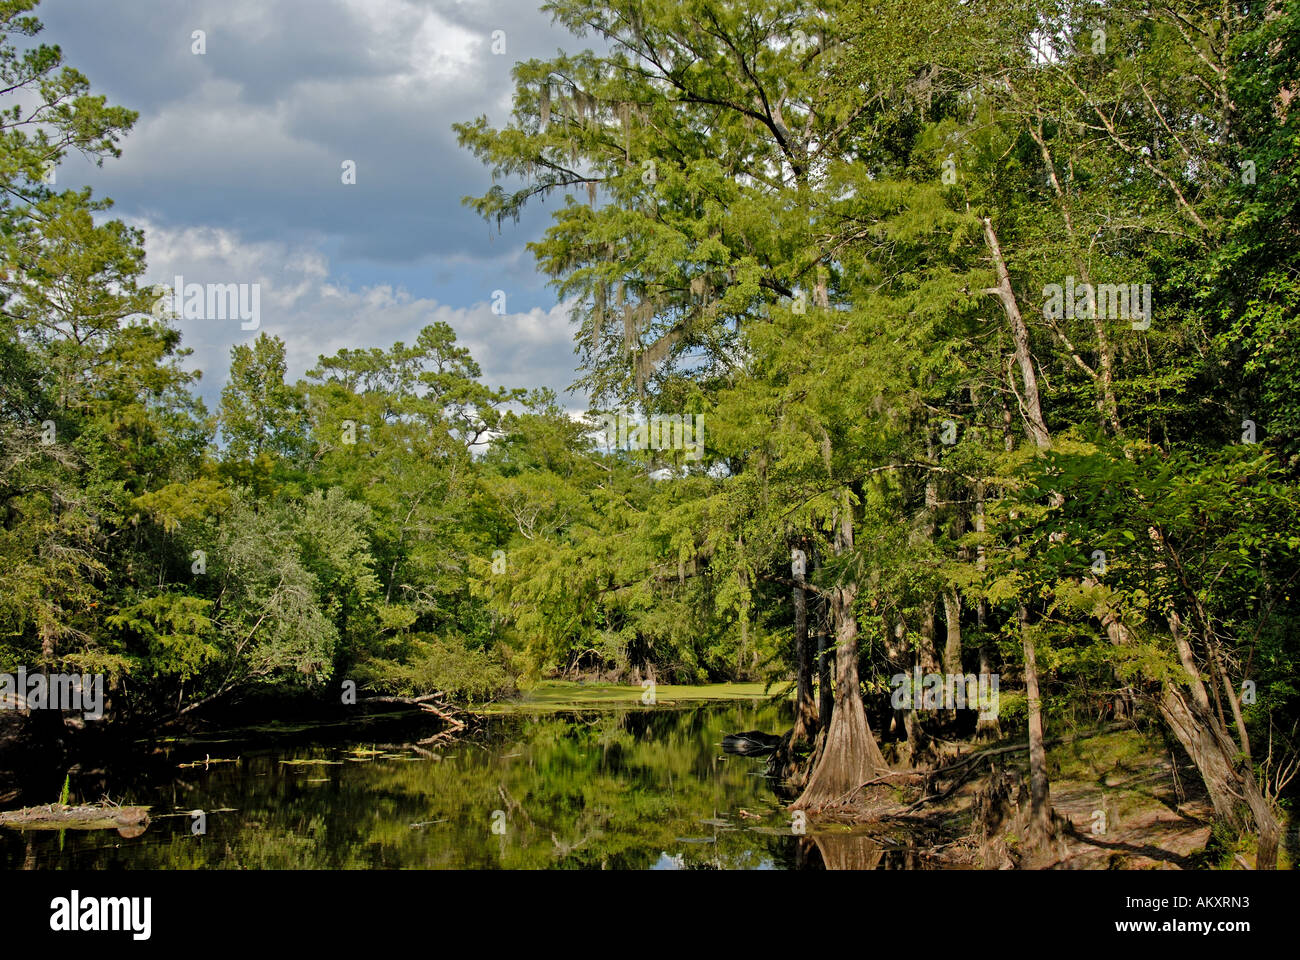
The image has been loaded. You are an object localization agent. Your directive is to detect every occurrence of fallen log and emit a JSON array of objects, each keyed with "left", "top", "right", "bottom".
[
  {"left": 361, "top": 693, "right": 467, "bottom": 730},
  {"left": 0, "top": 803, "right": 150, "bottom": 836}
]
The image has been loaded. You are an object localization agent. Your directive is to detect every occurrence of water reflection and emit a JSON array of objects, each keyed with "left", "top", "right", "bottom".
[{"left": 0, "top": 700, "right": 939, "bottom": 870}]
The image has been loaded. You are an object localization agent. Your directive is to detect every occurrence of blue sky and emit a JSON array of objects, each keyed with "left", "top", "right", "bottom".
[{"left": 38, "top": 0, "right": 591, "bottom": 409}]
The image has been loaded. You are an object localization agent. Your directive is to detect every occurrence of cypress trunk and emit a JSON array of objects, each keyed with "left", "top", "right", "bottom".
[
  {"left": 792, "top": 496, "right": 889, "bottom": 810},
  {"left": 1019, "top": 603, "right": 1054, "bottom": 855},
  {"left": 791, "top": 571, "right": 817, "bottom": 743}
]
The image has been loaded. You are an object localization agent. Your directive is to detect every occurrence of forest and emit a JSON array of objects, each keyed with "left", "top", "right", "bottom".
[{"left": 1, "top": 0, "right": 1299, "bottom": 870}]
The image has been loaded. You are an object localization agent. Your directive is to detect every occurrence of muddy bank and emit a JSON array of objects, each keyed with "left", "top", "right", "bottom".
[{"left": 789, "top": 728, "right": 1278, "bottom": 870}]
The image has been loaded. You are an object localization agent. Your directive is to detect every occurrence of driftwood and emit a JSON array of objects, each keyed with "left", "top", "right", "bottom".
[
  {"left": 361, "top": 693, "right": 467, "bottom": 730},
  {"left": 0, "top": 803, "right": 150, "bottom": 837}
]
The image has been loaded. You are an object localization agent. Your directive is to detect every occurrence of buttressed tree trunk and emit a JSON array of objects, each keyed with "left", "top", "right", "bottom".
[{"left": 793, "top": 493, "right": 889, "bottom": 810}]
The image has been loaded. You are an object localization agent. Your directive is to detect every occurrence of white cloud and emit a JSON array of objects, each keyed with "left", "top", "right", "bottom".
[{"left": 133, "top": 219, "right": 583, "bottom": 406}]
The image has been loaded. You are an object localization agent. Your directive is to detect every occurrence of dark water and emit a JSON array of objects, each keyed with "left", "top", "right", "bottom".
[{"left": 1, "top": 700, "right": 932, "bottom": 869}]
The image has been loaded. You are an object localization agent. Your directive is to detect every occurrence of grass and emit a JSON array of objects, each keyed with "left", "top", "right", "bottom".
[{"left": 471, "top": 680, "right": 790, "bottom": 714}]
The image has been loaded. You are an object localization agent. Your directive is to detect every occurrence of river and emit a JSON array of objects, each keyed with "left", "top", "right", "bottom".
[{"left": 2, "top": 695, "right": 938, "bottom": 869}]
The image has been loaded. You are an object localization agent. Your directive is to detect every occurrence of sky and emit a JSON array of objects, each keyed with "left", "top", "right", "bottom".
[{"left": 37, "top": 0, "right": 592, "bottom": 411}]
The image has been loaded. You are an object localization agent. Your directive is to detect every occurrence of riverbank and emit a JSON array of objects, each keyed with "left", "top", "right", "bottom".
[
  {"left": 818, "top": 728, "right": 1290, "bottom": 870},
  {"left": 471, "top": 680, "right": 787, "bottom": 714}
]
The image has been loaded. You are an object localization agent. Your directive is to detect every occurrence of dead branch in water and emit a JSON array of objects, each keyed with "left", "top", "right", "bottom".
[{"left": 361, "top": 693, "right": 468, "bottom": 730}]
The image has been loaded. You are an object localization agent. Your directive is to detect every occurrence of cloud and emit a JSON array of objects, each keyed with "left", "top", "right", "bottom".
[
  {"left": 47, "top": 0, "right": 579, "bottom": 273},
  {"left": 27, "top": 0, "right": 600, "bottom": 408},
  {"left": 135, "top": 220, "right": 584, "bottom": 409}
]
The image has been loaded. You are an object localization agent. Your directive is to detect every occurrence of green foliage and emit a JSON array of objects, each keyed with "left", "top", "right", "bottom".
[
  {"left": 3, "top": 0, "right": 1300, "bottom": 851},
  {"left": 355, "top": 635, "right": 513, "bottom": 703},
  {"left": 453, "top": 0, "right": 1300, "bottom": 833}
]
